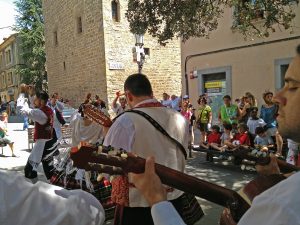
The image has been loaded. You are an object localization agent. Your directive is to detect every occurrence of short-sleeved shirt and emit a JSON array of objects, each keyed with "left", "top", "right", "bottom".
[
  {"left": 254, "top": 135, "right": 274, "bottom": 146},
  {"left": 220, "top": 132, "right": 232, "bottom": 145},
  {"left": 207, "top": 132, "right": 221, "bottom": 144},
  {"left": 220, "top": 104, "right": 238, "bottom": 124},
  {"left": 247, "top": 118, "right": 266, "bottom": 135},
  {"left": 234, "top": 133, "right": 250, "bottom": 146},
  {"left": 197, "top": 105, "right": 212, "bottom": 123}
]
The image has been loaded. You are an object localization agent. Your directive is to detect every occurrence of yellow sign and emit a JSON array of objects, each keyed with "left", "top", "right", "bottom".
[{"left": 204, "top": 81, "right": 222, "bottom": 89}]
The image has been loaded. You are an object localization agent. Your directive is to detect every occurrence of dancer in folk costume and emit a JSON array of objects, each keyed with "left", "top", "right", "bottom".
[
  {"left": 104, "top": 74, "right": 203, "bottom": 225},
  {"left": 18, "top": 91, "right": 59, "bottom": 180},
  {"left": 50, "top": 103, "right": 115, "bottom": 221}
]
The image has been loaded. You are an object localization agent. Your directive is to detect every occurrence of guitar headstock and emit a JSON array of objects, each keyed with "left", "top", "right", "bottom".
[
  {"left": 70, "top": 145, "right": 146, "bottom": 174},
  {"left": 82, "top": 104, "right": 112, "bottom": 127}
]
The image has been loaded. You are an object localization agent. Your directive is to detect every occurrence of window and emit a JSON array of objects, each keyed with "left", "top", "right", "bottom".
[
  {"left": 63, "top": 61, "right": 66, "bottom": 71},
  {"left": 5, "top": 49, "right": 12, "bottom": 65},
  {"left": 0, "top": 54, "right": 3, "bottom": 69},
  {"left": 54, "top": 31, "right": 58, "bottom": 46},
  {"left": 112, "top": 0, "right": 120, "bottom": 22},
  {"left": 233, "top": 0, "right": 264, "bottom": 26},
  {"left": 144, "top": 48, "right": 150, "bottom": 57},
  {"left": 77, "top": 16, "right": 83, "bottom": 33},
  {"left": 7, "top": 72, "right": 13, "bottom": 86}
]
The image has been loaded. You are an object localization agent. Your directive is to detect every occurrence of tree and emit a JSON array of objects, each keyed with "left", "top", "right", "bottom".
[
  {"left": 14, "top": 0, "right": 46, "bottom": 91},
  {"left": 126, "top": 0, "right": 299, "bottom": 45}
]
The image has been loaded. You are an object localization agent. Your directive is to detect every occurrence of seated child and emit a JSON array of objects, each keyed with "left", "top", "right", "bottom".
[
  {"left": 210, "top": 123, "right": 233, "bottom": 152},
  {"left": 200, "top": 125, "right": 221, "bottom": 149},
  {"left": 0, "top": 113, "right": 15, "bottom": 157},
  {"left": 247, "top": 107, "right": 266, "bottom": 135},
  {"left": 254, "top": 126, "right": 274, "bottom": 150},
  {"left": 224, "top": 123, "right": 251, "bottom": 149}
]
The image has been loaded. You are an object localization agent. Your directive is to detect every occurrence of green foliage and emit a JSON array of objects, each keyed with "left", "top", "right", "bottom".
[
  {"left": 14, "top": 0, "right": 46, "bottom": 91},
  {"left": 126, "top": 0, "right": 299, "bottom": 45}
]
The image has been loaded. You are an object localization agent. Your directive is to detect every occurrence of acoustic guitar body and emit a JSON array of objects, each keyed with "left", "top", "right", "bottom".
[{"left": 220, "top": 174, "right": 286, "bottom": 225}]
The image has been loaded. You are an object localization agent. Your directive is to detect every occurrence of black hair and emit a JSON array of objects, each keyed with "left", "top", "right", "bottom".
[
  {"left": 223, "top": 95, "right": 231, "bottom": 100},
  {"left": 211, "top": 125, "right": 220, "bottom": 132},
  {"left": 255, "top": 126, "right": 265, "bottom": 135},
  {"left": 297, "top": 44, "right": 300, "bottom": 55},
  {"left": 223, "top": 123, "right": 232, "bottom": 131},
  {"left": 124, "top": 74, "right": 153, "bottom": 97},
  {"left": 251, "top": 107, "right": 258, "bottom": 112},
  {"left": 36, "top": 91, "right": 49, "bottom": 103},
  {"left": 197, "top": 97, "right": 207, "bottom": 105}
]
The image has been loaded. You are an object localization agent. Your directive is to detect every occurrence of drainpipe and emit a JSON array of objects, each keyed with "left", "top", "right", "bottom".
[{"left": 184, "top": 35, "right": 300, "bottom": 97}]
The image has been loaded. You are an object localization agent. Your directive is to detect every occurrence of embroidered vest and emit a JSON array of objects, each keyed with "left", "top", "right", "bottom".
[
  {"left": 34, "top": 106, "right": 54, "bottom": 141},
  {"left": 121, "top": 106, "right": 188, "bottom": 207}
]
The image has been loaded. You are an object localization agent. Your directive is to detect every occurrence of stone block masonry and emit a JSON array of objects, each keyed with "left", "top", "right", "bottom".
[{"left": 43, "top": 0, "right": 182, "bottom": 108}]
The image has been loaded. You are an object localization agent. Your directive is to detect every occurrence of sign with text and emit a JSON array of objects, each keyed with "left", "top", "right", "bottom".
[{"left": 109, "top": 62, "right": 125, "bottom": 70}]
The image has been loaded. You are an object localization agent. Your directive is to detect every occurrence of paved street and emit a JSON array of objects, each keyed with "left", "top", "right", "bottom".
[{"left": 1, "top": 123, "right": 256, "bottom": 224}]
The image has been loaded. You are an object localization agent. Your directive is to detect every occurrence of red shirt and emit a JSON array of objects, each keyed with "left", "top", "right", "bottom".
[
  {"left": 234, "top": 133, "right": 250, "bottom": 145},
  {"left": 207, "top": 132, "right": 221, "bottom": 144}
]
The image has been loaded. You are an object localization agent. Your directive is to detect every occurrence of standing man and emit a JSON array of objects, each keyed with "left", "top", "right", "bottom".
[
  {"left": 161, "top": 92, "right": 172, "bottom": 108},
  {"left": 18, "top": 91, "right": 57, "bottom": 181},
  {"left": 16, "top": 83, "right": 29, "bottom": 130},
  {"left": 104, "top": 74, "right": 195, "bottom": 225},
  {"left": 111, "top": 91, "right": 127, "bottom": 116},
  {"left": 170, "top": 94, "right": 181, "bottom": 111},
  {"left": 218, "top": 95, "right": 239, "bottom": 125},
  {"left": 130, "top": 45, "right": 300, "bottom": 225}
]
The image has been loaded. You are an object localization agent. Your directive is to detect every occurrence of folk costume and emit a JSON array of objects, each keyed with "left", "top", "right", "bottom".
[
  {"left": 50, "top": 112, "right": 115, "bottom": 221},
  {"left": 48, "top": 100, "right": 65, "bottom": 141},
  {"left": 18, "top": 102, "right": 58, "bottom": 180},
  {"left": 104, "top": 99, "right": 203, "bottom": 225},
  {"left": 0, "top": 169, "right": 106, "bottom": 225}
]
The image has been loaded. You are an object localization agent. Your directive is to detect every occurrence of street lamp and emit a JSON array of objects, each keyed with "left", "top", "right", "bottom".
[{"left": 134, "top": 34, "right": 145, "bottom": 74}]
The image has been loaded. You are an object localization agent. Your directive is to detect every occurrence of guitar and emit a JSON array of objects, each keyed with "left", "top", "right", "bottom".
[
  {"left": 80, "top": 104, "right": 113, "bottom": 127},
  {"left": 231, "top": 147, "right": 300, "bottom": 173},
  {"left": 71, "top": 144, "right": 251, "bottom": 222}
]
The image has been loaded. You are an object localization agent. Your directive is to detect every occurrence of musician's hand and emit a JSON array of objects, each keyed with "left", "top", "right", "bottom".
[
  {"left": 256, "top": 154, "right": 280, "bottom": 176},
  {"left": 129, "top": 157, "right": 167, "bottom": 206}
]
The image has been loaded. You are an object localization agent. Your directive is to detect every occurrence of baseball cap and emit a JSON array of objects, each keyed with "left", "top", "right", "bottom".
[{"left": 183, "top": 95, "right": 189, "bottom": 99}]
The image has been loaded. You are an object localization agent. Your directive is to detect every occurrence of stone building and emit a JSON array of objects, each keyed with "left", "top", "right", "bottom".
[
  {"left": 43, "top": 0, "right": 181, "bottom": 107},
  {"left": 181, "top": 4, "right": 300, "bottom": 124},
  {"left": 0, "top": 34, "right": 23, "bottom": 102}
]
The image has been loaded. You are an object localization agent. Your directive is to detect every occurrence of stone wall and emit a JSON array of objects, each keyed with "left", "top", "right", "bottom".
[
  {"left": 43, "top": 0, "right": 182, "bottom": 108},
  {"left": 102, "top": 0, "right": 182, "bottom": 105},
  {"left": 43, "top": 0, "right": 107, "bottom": 107}
]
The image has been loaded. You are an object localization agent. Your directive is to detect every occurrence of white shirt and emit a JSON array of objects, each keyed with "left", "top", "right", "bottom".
[
  {"left": 247, "top": 117, "right": 266, "bottom": 134},
  {"left": 238, "top": 172, "right": 300, "bottom": 225},
  {"left": 18, "top": 103, "right": 50, "bottom": 170},
  {"left": 69, "top": 113, "right": 103, "bottom": 147},
  {"left": 49, "top": 101, "right": 64, "bottom": 140},
  {"left": 16, "top": 93, "right": 29, "bottom": 113},
  {"left": 151, "top": 202, "right": 186, "bottom": 225},
  {"left": 111, "top": 102, "right": 126, "bottom": 116},
  {"left": 0, "top": 170, "right": 105, "bottom": 225},
  {"left": 104, "top": 99, "right": 157, "bottom": 151}
]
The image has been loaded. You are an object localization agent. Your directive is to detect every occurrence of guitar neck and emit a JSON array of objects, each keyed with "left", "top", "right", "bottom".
[
  {"left": 236, "top": 151, "right": 300, "bottom": 173},
  {"left": 89, "top": 152, "right": 249, "bottom": 221}
]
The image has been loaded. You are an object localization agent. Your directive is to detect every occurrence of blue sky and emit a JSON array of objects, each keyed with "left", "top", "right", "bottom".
[{"left": 0, "top": 0, "right": 17, "bottom": 44}]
